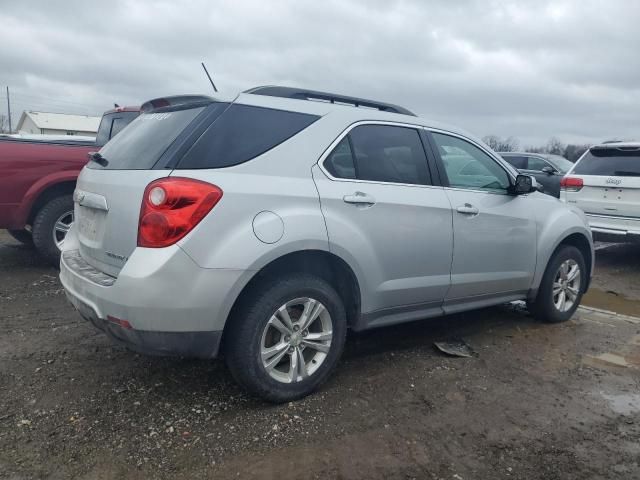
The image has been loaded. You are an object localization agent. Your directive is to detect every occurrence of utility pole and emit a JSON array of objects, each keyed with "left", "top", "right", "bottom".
[{"left": 6, "top": 86, "right": 12, "bottom": 133}]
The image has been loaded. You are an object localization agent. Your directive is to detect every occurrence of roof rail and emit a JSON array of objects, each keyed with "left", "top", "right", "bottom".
[{"left": 244, "top": 86, "right": 416, "bottom": 116}]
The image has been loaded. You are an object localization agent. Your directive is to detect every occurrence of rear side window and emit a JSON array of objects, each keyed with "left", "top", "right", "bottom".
[
  {"left": 324, "top": 125, "right": 431, "bottom": 185},
  {"left": 573, "top": 149, "right": 640, "bottom": 176},
  {"left": 93, "top": 107, "right": 205, "bottom": 169},
  {"left": 176, "top": 105, "right": 319, "bottom": 169}
]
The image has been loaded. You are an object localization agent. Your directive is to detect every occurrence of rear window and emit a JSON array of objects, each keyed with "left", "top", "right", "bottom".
[
  {"left": 95, "top": 111, "right": 139, "bottom": 147},
  {"left": 175, "top": 104, "right": 319, "bottom": 169},
  {"left": 92, "top": 106, "right": 205, "bottom": 169},
  {"left": 573, "top": 148, "right": 640, "bottom": 176}
]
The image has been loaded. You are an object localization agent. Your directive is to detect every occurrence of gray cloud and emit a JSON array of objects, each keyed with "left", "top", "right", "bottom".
[{"left": 1, "top": 0, "right": 637, "bottom": 145}]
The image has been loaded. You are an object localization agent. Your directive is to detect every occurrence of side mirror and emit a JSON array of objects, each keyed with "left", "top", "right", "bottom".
[
  {"left": 541, "top": 166, "right": 556, "bottom": 175},
  {"left": 510, "top": 174, "right": 535, "bottom": 195}
]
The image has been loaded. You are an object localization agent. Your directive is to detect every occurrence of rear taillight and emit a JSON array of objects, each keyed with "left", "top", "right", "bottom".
[
  {"left": 560, "top": 176, "right": 584, "bottom": 192},
  {"left": 138, "top": 177, "right": 223, "bottom": 248}
]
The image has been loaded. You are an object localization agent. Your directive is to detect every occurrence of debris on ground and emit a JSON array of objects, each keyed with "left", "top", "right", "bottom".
[{"left": 434, "top": 338, "right": 474, "bottom": 358}]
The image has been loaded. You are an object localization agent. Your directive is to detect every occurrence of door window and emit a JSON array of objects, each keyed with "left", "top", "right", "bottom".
[
  {"left": 323, "top": 124, "right": 431, "bottom": 185},
  {"left": 526, "top": 156, "right": 551, "bottom": 172},
  {"left": 431, "top": 133, "right": 510, "bottom": 192},
  {"left": 324, "top": 137, "right": 356, "bottom": 179},
  {"left": 502, "top": 155, "right": 527, "bottom": 170}
]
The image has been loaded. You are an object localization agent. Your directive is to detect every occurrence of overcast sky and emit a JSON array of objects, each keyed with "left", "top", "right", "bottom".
[{"left": 1, "top": 0, "right": 637, "bottom": 145}]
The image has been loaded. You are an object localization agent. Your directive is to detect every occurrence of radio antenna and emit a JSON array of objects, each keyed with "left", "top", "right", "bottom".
[{"left": 201, "top": 62, "right": 218, "bottom": 93}]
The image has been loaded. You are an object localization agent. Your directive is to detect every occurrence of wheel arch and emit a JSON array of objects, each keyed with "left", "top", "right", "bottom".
[
  {"left": 25, "top": 180, "right": 76, "bottom": 225},
  {"left": 222, "top": 249, "right": 362, "bottom": 345},
  {"left": 556, "top": 232, "right": 593, "bottom": 291},
  {"left": 531, "top": 227, "right": 593, "bottom": 301}
]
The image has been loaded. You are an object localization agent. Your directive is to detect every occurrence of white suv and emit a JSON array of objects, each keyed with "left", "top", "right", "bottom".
[{"left": 561, "top": 142, "right": 640, "bottom": 242}]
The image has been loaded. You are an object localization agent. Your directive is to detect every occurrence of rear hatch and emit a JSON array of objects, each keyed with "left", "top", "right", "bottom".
[
  {"left": 74, "top": 94, "right": 321, "bottom": 277},
  {"left": 74, "top": 99, "right": 212, "bottom": 277},
  {"left": 565, "top": 146, "right": 640, "bottom": 218}
]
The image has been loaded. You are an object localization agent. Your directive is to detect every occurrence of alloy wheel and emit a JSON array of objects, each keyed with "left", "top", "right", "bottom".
[
  {"left": 260, "top": 297, "right": 333, "bottom": 383},
  {"left": 552, "top": 259, "right": 581, "bottom": 312},
  {"left": 53, "top": 210, "right": 74, "bottom": 250}
]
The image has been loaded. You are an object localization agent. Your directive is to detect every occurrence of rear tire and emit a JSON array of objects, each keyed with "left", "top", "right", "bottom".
[
  {"left": 7, "top": 229, "right": 34, "bottom": 246},
  {"left": 32, "top": 195, "right": 74, "bottom": 267},
  {"left": 224, "top": 273, "right": 347, "bottom": 403},
  {"left": 528, "top": 245, "right": 586, "bottom": 323}
]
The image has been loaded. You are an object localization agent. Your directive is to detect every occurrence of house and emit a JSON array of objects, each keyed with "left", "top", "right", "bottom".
[{"left": 16, "top": 111, "right": 101, "bottom": 137}]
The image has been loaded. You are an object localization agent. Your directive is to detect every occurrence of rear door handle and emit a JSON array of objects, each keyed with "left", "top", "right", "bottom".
[
  {"left": 343, "top": 192, "right": 376, "bottom": 206},
  {"left": 456, "top": 203, "right": 479, "bottom": 215}
]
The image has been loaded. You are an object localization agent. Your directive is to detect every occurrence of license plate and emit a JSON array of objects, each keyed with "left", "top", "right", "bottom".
[{"left": 77, "top": 207, "right": 101, "bottom": 241}]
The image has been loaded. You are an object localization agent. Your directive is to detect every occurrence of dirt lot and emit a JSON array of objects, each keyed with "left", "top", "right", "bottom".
[{"left": 1, "top": 231, "right": 639, "bottom": 480}]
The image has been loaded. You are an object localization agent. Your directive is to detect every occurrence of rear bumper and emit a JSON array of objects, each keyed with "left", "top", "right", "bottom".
[
  {"left": 65, "top": 290, "right": 222, "bottom": 358},
  {"left": 586, "top": 213, "right": 640, "bottom": 243},
  {"left": 59, "top": 226, "right": 250, "bottom": 359}
]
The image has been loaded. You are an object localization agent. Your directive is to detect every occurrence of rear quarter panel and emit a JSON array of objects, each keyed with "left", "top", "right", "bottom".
[
  {"left": 174, "top": 116, "right": 341, "bottom": 271},
  {"left": 0, "top": 139, "right": 90, "bottom": 228}
]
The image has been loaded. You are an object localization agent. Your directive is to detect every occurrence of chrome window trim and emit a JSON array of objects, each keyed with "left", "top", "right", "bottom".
[{"left": 316, "top": 121, "right": 519, "bottom": 196}]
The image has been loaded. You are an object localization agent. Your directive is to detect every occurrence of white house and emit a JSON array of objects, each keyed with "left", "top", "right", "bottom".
[{"left": 16, "top": 111, "right": 101, "bottom": 137}]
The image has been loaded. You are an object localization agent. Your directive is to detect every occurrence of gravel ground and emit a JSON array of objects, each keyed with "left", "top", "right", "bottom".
[{"left": 1, "top": 231, "right": 639, "bottom": 479}]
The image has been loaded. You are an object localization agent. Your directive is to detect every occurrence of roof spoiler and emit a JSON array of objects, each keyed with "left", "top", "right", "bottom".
[
  {"left": 244, "top": 86, "right": 416, "bottom": 116},
  {"left": 140, "top": 95, "right": 216, "bottom": 113}
]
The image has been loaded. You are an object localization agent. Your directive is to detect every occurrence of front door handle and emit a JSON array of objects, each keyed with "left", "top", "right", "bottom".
[
  {"left": 456, "top": 203, "right": 479, "bottom": 215},
  {"left": 343, "top": 192, "right": 376, "bottom": 206}
]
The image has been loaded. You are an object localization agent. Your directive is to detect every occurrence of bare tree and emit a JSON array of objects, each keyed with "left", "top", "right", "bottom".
[
  {"left": 546, "top": 137, "right": 565, "bottom": 156},
  {"left": 563, "top": 144, "right": 589, "bottom": 162},
  {"left": 482, "top": 135, "right": 520, "bottom": 152}
]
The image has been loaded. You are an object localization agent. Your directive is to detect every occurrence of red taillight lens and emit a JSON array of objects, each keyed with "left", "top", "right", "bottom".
[
  {"left": 138, "top": 177, "right": 223, "bottom": 248},
  {"left": 560, "top": 176, "right": 584, "bottom": 192}
]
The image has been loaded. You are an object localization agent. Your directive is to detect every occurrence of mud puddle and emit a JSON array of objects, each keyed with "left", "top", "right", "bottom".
[{"left": 582, "top": 287, "right": 640, "bottom": 317}]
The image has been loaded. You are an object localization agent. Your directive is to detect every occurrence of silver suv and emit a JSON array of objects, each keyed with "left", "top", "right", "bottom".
[{"left": 60, "top": 87, "right": 594, "bottom": 402}]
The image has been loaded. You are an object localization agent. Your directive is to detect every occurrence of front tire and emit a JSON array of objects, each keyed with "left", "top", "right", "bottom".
[
  {"left": 528, "top": 245, "right": 586, "bottom": 323},
  {"left": 7, "top": 229, "right": 34, "bottom": 246},
  {"left": 32, "top": 195, "right": 74, "bottom": 267},
  {"left": 224, "top": 273, "right": 347, "bottom": 403}
]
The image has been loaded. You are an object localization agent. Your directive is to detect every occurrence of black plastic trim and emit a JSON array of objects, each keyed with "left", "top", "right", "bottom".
[{"left": 245, "top": 85, "right": 416, "bottom": 116}]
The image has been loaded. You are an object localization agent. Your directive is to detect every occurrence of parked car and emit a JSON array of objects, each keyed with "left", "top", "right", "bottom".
[
  {"left": 0, "top": 106, "right": 139, "bottom": 264},
  {"left": 560, "top": 142, "right": 640, "bottom": 243},
  {"left": 59, "top": 87, "right": 594, "bottom": 402},
  {"left": 499, "top": 152, "right": 574, "bottom": 197}
]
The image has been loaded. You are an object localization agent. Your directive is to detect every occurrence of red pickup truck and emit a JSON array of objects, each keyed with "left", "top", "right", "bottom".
[{"left": 0, "top": 106, "right": 139, "bottom": 264}]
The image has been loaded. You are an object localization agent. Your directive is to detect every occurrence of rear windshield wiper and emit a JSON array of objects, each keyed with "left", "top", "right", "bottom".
[
  {"left": 88, "top": 151, "right": 109, "bottom": 167},
  {"left": 613, "top": 171, "right": 640, "bottom": 177}
]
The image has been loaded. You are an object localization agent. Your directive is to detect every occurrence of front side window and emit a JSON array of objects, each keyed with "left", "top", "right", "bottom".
[
  {"left": 526, "top": 156, "right": 551, "bottom": 172},
  {"left": 323, "top": 124, "right": 431, "bottom": 185},
  {"left": 432, "top": 132, "right": 510, "bottom": 192}
]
